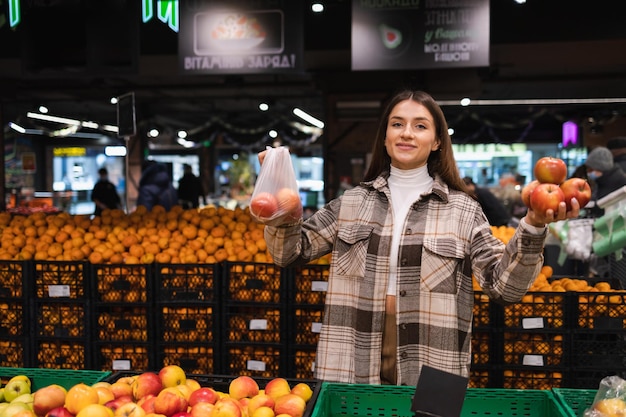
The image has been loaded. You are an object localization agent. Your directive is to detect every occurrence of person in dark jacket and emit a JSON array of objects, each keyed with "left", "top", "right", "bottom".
[
  {"left": 91, "top": 168, "right": 122, "bottom": 216},
  {"left": 177, "top": 164, "right": 205, "bottom": 209},
  {"left": 463, "top": 177, "right": 513, "bottom": 227},
  {"left": 606, "top": 136, "right": 626, "bottom": 173},
  {"left": 137, "top": 161, "right": 178, "bottom": 211},
  {"left": 585, "top": 146, "right": 626, "bottom": 217}
]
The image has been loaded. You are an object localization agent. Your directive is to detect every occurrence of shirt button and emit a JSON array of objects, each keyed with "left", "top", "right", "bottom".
[
  {"left": 406, "top": 228, "right": 412, "bottom": 234},
  {"left": 400, "top": 290, "right": 407, "bottom": 297},
  {"left": 401, "top": 352, "right": 408, "bottom": 359},
  {"left": 522, "top": 238, "right": 531, "bottom": 246}
]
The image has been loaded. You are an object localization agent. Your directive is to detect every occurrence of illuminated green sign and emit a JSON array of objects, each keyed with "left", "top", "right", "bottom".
[{"left": 6, "top": 0, "right": 178, "bottom": 32}]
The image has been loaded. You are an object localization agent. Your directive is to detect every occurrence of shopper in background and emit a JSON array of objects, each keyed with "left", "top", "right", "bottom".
[
  {"left": 90, "top": 168, "right": 122, "bottom": 216},
  {"left": 261, "top": 89, "right": 580, "bottom": 386},
  {"left": 606, "top": 136, "right": 626, "bottom": 172},
  {"left": 462, "top": 177, "right": 513, "bottom": 227},
  {"left": 177, "top": 164, "right": 206, "bottom": 209},
  {"left": 585, "top": 146, "right": 626, "bottom": 203},
  {"left": 137, "top": 160, "right": 178, "bottom": 211}
]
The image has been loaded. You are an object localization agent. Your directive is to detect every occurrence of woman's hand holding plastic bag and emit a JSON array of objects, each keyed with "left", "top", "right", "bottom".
[{"left": 249, "top": 146, "right": 303, "bottom": 226}]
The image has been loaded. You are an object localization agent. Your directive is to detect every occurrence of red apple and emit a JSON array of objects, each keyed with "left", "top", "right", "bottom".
[
  {"left": 530, "top": 182, "right": 565, "bottom": 213},
  {"left": 276, "top": 188, "right": 302, "bottom": 217},
  {"left": 273, "top": 394, "right": 306, "bottom": 417},
  {"left": 250, "top": 192, "right": 279, "bottom": 219},
  {"left": 263, "top": 378, "right": 291, "bottom": 400},
  {"left": 521, "top": 180, "right": 540, "bottom": 208},
  {"left": 170, "top": 413, "right": 191, "bottom": 417},
  {"left": 110, "top": 381, "right": 134, "bottom": 399},
  {"left": 45, "top": 407, "right": 74, "bottom": 417},
  {"left": 137, "top": 395, "right": 157, "bottom": 414},
  {"left": 229, "top": 376, "right": 259, "bottom": 400},
  {"left": 190, "top": 402, "right": 215, "bottom": 417},
  {"left": 105, "top": 395, "right": 134, "bottom": 411},
  {"left": 188, "top": 387, "right": 219, "bottom": 407},
  {"left": 33, "top": 384, "right": 67, "bottom": 416},
  {"left": 158, "top": 365, "right": 187, "bottom": 388},
  {"left": 213, "top": 397, "right": 242, "bottom": 417},
  {"left": 154, "top": 387, "right": 188, "bottom": 417},
  {"left": 132, "top": 372, "right": 163, "bottom": 401},
  {"left": 534, "top": 157, "right": 567, "bottom": 184},
  {"left": 559, "top": 177, "right": 592, "bottom": 210},
  {"left": 247, "top": 394, "right": 275, "bottom": 416}
]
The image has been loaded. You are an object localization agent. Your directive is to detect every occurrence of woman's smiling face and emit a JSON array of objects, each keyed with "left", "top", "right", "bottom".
[{"left": 384, "top": 99, "right": 440, "bottom": 170}]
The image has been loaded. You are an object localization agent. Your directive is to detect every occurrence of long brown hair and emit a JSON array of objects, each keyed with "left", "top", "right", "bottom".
[{"left": 363, "top": 90, "right": 467, "bottom": 192}]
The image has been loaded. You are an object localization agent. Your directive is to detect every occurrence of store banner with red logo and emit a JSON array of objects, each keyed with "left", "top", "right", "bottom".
[
  {"left": 178, "top": 1, "right": 303, "bottom": 74},
  {"left": 352, "top": 0, "right": 490, "bottom": 71}
]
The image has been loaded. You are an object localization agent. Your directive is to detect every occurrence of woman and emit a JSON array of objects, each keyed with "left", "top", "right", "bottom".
[{"left": 262, "top": 90, "right": 579, "bottom": 385}]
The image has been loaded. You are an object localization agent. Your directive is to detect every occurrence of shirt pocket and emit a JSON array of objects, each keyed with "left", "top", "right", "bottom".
[
  {"left": 421, "top": 237, "right": 466, "bottom": 294},
  {"left": 334, "top": 225, "right": 374, "bottom": 277}
]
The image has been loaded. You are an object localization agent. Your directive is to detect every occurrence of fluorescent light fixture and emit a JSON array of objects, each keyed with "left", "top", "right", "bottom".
[
  {"left": 312, "top": 3, "right": 324, "bottom": 12},
  {"left": 9, "top": 122, "right": 26, "bottom": 133},
  {"left": 81, "top": 121, "right": 99, "bottom": 129},
  {"left": 105, "top": 146, "right": 127, "bottom": 156},
  {"left": 102, "top": 125, "right": 119, "bottom": 133},
  {"left": 293, "top": 107, "right": 325, "bottom": 128},
  {"left": 27, "top": 112, "right": 80, "bottom": 125}
]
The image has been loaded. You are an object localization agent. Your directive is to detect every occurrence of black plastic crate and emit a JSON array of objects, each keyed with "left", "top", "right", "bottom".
[
  {"left": 223, "top": 344, "right": 285, "bottom": 378},
  {"left": 570, "top": 331, "right": 626, "bottom": 369},
  {"left": 469, "top": 368, "right": 491, "bottom": 388},
  {"left": 95, "top": 305, "right": 151, "bottom": 342},
  {"left": 155, "top": 263, "right": 219, "bottom": 302},
  {"left": 503, "top": 332, "right": 567, "bottom": 367},
  {"left": 35, "top": 340, "right": 89, "bottom": 369},
  {"left": 501, "top": 292, "right": 569, "bottom": 329},
  {"left": 35, "top": 301, "right": 89, "bottom": 338},
  {"left": 92, "top": 263, "right": 151, "bottom": 303},
  {"left": 157, "top": 343, "right": 217, "bottom": 375},
  {"left": 222, "top": 262, "right": 285, "bottom": 304},
  {"left": 223, "top": 304, "right": 284, "bottom": 344},
  {"left": 567, "top": 369, "right": 626, "bottom": 389},
  {"left": 292, "top": 306, "right": 324, "bottom": 346},
  {"left": 473, "top": 292, "right": 494, "bottom": 329},
  {"left": 471, "top": 331, "right": 492, "bottom": 366},
  {"left": 33, "top": 261, "right": 88, "bottom": 300},
  {"left": 575, "top": 292, "right": 626, "bottom": 329},
  {"left": 94, "top": 342, "right": 153, "bottom": 372},
  {"left": 0, "top": 300, "right": 27, "bottom": 338},
  {"left": 291, "top": 264, "right": 329, "bottom": 306},
  {"left": 290, "top": 347, "right": 317, "bottom": 380},
  {"left": 0, "top": 260, "right": 27, "bottom": 299},
  {"left": 157, "top": 304, "right": 216, "bottom": 343},
  {"left": 0, "top": 339, "right": 28, "bottom": 368},
  {"left": 501, "top": 367, "right": 567, "bottom": 390}
]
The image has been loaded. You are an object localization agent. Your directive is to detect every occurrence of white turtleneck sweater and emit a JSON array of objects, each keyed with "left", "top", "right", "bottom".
[{"left": 386, "top": 165, "right": 434, "bottom": 296}]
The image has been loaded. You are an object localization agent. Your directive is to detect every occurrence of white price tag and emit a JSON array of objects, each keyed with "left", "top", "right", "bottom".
[
  {"left": 312, "top": 361, "right": 315, "bottom": 372},
  {"left": 522, "top": 355, "right": 544, "bottom": 366},
  {"left": 112, "top": 360, "right": 131, "bottom": 370},
  {"left": 249, "top": 319, "right": 268, "bottom": 330},
  {"left": 522, "top": 317, "right": 544, "bottom": 329},
  {"left": 48, "top": 285, "right": 70, "bottom": 298},
  {"left": 311, "top": 281, "right": 328, "bottom": 292},
  {"left": 311, "top": 322, "right": 322, "bottom": 333},
  {"left": 247, "top": 360, "right": 266, "bottom": 371}
]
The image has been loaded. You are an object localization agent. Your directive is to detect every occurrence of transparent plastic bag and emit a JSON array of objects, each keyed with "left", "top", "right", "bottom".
[
  {"left": 249, "top": 146, "right": 303, "bottom": 226},
  {"left": 584, "top": 375, "right": 626, "bottom": 417}
]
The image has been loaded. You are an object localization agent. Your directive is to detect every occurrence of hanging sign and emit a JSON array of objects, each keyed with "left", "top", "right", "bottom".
[
  {"left": 178, "top": 0, "right": 303, "bottom": 74},
  {"left": 352, "top": 0, "right": 490, "bottom": 71}
]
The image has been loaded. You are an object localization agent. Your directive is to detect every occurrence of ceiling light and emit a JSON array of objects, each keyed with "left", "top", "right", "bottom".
[
  {"left": 460, "top": 98, "right": 471, "bottom": 106},
  {"left": 269, "top": 129, "right": 278, "bottom": 138},
  {"left": 448, "top": 128, "right": 455, "bottom": 136},
  {"left": 178, "top": 130, "right": 188, "bottom": 138},
  {"left": 148, "top": 128, "right": 159, "bottom": 137},
  {"left": 39, "top": 106, "right": 48, "bottom": 113},
  {"left": 110, "top": 97, "right": 118, "bottom": 105},
  {"left": 259, "top": 102, "right": 269, "bottom": 111},
  {"left": 81, "top": 121, "right": 99, "bottom": 129},
  {"left": 105, "top": 146, "right": 127, "bottom": 157},
  {"left": 293, "top": 107, "right": 325, "bottom": 129},
  {"left": 9, "top": 122, "right": 26, "bottom": 133},
  {"left": 312, "top": 3, "right": 324, "bottom": 12},
  {"left": 27, "top": 112, "right": 80, "bottom": 125},
  {"left": 102, "top": 125, "right": 119, "bottom": 133}
]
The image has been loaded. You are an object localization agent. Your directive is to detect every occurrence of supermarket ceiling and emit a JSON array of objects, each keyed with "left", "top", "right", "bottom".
[{"left": 1, "top": 0, "right": 626, "bottom": 149}]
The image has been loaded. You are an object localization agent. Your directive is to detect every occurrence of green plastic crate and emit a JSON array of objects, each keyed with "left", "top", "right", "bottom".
[
  {"left": 552, "top": 388, "right": 598, "bottom": 417},
  {"left": 311, "top": 383, "right": 570, "bottom": 417},
  {"left": 0, "top": 367, "right": 111, "bottom": 391}
]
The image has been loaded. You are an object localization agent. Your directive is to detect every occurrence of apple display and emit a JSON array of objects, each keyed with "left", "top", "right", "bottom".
[
  {"left": 250, "top": 192, "right": 279, "bottom": 219},
  {"left": 273, "top": 394, "right": 306, "bottom": 417},
  {"left": 188, "top": 388, "right": 219, "bottom": 407},
  {"left": 64, "top": 383, "right": 100, "bottom": 415},
  {"left": 158, "top": 365, "right": 187, "bottom": 388},
  {"left": 559, "top": 177, "right": 592, "bottom": 210},
  {"left": 153, "top": 387, "right": 188, "bottom": 417},
  {"left": 263, "top": 378, "right": 291, "bottom": 400},
  {"left": 132, "top": 372, "right": 163, "bottom": 401},
  {"left": 229, "top": 376, "right": 259, "bottom": 400},
  {"left": 529, "top": 183, "right": 565, "bottom": 214},
  {"left": 3, "top": 378, "right": 31, "bottom": 402},
  {"left": 534, "top": 157, "right": 567, "bottom": 184}
]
